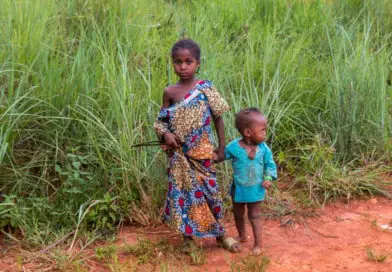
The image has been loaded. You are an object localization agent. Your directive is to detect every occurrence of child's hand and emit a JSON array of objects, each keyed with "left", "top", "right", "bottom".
[
  {"left": 212, "top": 152, "right": 219, "bottom": 161},
  {"left": 214, "top": 147, "right": 225, "bottom": 162},
  {"left": 163, "top": 132, "right": 180, "bottom": 148},
  {"left": 262, "top": 180, "right": 272, "bottom": 189}
]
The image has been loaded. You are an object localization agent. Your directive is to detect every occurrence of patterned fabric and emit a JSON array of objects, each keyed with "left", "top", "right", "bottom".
[
  {"left": 225, "top": 138, "right": 277, "bottom": 203},
  {"left": 154, "top": 80, "right": 230, "bottom": 238}
]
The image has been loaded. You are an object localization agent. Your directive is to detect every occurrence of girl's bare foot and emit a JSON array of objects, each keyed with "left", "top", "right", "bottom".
[
  {"left": 180, "top": 236, "right": 196, "bottom": 253},
  {"left": 236, "top": 235, "right": 250, "bottom": 243},
  {"left": 250, "top": 246, "right": 263, "bottom": 256},
  {"left": 216, "top": 236, "right": 241, "bottom": 253}
]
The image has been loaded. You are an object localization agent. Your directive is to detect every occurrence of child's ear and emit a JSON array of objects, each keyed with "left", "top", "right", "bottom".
[{"left": 243, "top": 128, "right": 251, "bottom": 138}]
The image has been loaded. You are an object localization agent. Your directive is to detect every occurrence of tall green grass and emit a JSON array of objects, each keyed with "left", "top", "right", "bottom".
[{"left": 1, "top": 0, "right": 391, "bottom": 245}]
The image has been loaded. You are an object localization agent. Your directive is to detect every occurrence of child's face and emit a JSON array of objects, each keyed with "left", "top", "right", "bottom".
[
  {"left": 172, "top": 49, "right": 200, "bottom": 80},
  {"left": 245, "top": 115, "right": 267, "bottom": 145}
]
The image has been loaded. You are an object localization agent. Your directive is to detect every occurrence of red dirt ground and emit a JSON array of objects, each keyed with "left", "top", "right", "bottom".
[{"left": 1, "top": 196, "right": 392, "bottom": 272}]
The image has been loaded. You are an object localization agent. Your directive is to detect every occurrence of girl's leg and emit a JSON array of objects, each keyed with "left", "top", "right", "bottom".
[
  {"left": 180, "top": 235, "right": 195, "bottom": 253},
  {"left": 247, "top": 201, "right": 262, "bottom": 255},
  {"left": 233, "top": 201, "right": 247, "bottom": 241}
]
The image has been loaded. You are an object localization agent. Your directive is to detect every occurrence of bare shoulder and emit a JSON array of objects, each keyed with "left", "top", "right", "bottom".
[
  {"left": 162, "top": 85, "right": 178, "bottom": 107},
  {"left": 164, "top": 85, "right": 177, "bottom": 94}
]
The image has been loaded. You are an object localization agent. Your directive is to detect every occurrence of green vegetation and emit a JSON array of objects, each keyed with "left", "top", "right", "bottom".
[
  {"left": 366, "top": 247, "right": 388, "bottom": 263},
  {"left": 230, "top": 255, "right": 270, "bottom": 272},
  {"left": 1, "top": 0, "right": 391, "bottom": 246}
]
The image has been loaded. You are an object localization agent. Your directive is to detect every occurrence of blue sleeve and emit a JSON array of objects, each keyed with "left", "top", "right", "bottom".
[
  {"left": 263, "top": 144, "right": 277, "bottom": 180},
  {"left": 224, "top": 144, "right": 233, "bottom": 160}
]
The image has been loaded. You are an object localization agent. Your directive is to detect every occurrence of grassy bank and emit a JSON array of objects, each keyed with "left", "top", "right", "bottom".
[{"left": 1, "top": 0, "right": 391, "bottom": 246}]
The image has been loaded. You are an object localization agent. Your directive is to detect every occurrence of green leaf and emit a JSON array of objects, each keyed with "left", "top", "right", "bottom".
[
  {"left": 102, "top": 216, "right": 107, "bottom": 226},
  {"left": 72, "top": 161, "right": 81, "bottom": 169},
  {"left": 55, "top": 164, "right": 62, "bottom": 174},
  {"left": 109, "top": 212, "right": 116, "bottom": 221}
]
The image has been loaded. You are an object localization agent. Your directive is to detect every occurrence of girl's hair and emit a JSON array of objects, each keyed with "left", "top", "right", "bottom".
[
  {"left": 171, "top": 39, "right": 201, "bottom": 61},
  {"left": 235, "top": 107, "right": 263, "bottom": 134}
]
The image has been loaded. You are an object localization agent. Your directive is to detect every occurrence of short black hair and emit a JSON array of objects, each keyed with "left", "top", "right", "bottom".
[
  {"left": 235, "top": 107, "right": 263, "bottom": 134},
  {"left": 171, "top": 39, "right": 201, "bottom": 61}
]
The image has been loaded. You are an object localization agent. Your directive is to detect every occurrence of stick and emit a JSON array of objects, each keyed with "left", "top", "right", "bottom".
[
  {"left": 37, "top": 231, "right": 75, "bottom": 254},
  {"left": 303, "top": 221, "right": 339, "bottom": 238}
]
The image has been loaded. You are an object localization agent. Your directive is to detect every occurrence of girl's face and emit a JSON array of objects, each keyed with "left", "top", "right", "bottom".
[{"left": 172, "top": 49, "right": 200, "bottom": 80}]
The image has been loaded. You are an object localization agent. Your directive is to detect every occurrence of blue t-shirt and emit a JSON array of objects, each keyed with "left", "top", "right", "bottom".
[{"left": 225, "top": 138, "right": 277, "bottom": 203}]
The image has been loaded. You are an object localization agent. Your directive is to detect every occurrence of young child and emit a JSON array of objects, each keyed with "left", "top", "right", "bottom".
[
  {"left": 154, "top": 39, "right": 240, "bottom": 252},
  {"left": 223, "top": 108, "right": 277, "bottom": 256}
]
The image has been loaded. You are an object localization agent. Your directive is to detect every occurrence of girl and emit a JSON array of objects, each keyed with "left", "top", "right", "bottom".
[
  {"left": 154, "top": 39, "right": 240, "bottom": 252},
  {"left": 220, "top": 108, "right": 277, "bottom": 256}
]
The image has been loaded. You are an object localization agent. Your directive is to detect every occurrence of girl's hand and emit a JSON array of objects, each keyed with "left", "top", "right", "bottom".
[
  {"left": 214, "top": 146, "right": 225, "bottom": 162},
  {"left": 262, "top": 180, "right": 272, "bottom": 189},
  {"left": 163, "top": 132, "right": 180, "bottom": 148}
]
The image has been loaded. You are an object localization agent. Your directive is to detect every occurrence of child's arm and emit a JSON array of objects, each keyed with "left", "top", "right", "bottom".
[{"left": 262, "top": 144, "right": 277, "bottom": 189}]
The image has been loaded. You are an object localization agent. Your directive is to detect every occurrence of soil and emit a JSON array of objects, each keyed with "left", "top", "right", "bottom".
[{"left": 1, "top": 196, "right": 392, "bottom": 272}]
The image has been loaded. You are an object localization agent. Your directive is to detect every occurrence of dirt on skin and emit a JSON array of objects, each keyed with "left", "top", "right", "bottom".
[{"left": 1, "top": 197, "right": 392, "bottom": 272}]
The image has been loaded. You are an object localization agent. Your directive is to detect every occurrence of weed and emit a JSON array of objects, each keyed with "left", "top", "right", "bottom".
[
  {"left": 242, "top": 255, "right": 270, "bottom": 272},
  {"left": 230, "top": 255, "right": 270, "bottom": 272},
  {"left": 370, "top": 219, "right": 378, "bottom": 229},
  {"left": 123, "top": 239, "right": 154, "bottom": 263},
  {"left": 366, "top": 247, "right": 387, "bottom": 263},
  {"left": 84, "top": 193, "right": 121, "bottom": 235},
  {"left": 189, "top": 243, "right": 206, "bottom": 266},
  {"left": 107, "top": 255, "right": 138, "bottom": 272},
  {"left": 95, "top": 245, "right": 118, "bottom": 262},
  {"left": 0, "top": 0, "right": 391, "bottom": 249},
  {"left": 0, "top": 195, "right": 21, "bottom": 229},
  {"left": 71, "top": 260, "right": 88, "bottom": 272},
  {"left": 159, "top": 263, "right": 170, "bottom": 272},
  {"left": 50, "top": 249, "right": 71, "bottom": 270}
]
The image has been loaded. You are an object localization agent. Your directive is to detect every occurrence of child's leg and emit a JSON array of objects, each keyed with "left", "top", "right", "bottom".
[
  {"left": 247, "top": 201, "right": 262, "bottom": 254},
  {"left": 233, "top": 201, "right": 247, "bottom": 241}
]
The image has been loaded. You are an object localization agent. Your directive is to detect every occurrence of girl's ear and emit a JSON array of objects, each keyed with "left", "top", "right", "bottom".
[{"left": 196, "top": 61, "right": 201, "bottom": 74}]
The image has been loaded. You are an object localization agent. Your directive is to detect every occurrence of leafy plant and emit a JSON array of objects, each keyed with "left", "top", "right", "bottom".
[
  {"left": 95, "top": 245, "right": 118, "bottom": 261},
  {"left": 0, "top": 195, "right": 20, "bottom": 229},
  {"left": 84, "top": 193, "right": 121, "bottom": 234},
  {"left": 0, "top": 0, "right": 391, "bottom": 247}
]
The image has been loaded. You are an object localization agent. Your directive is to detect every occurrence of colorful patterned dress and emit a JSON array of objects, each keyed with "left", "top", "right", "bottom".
[{"left": 154, "top": 80, "right": 230, "bottom": 238}]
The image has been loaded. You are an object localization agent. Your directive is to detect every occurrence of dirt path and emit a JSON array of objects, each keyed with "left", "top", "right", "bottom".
[
  {"left": 1, "top": 197, "right": 392, "bottom": 271},
  {"left": 119, "top": 197, "right": 392, "bottom": 272}
]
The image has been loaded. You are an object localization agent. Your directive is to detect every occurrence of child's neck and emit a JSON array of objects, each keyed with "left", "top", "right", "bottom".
[{"left": 240, "top": 138, "right": 256, "bottom": 147}]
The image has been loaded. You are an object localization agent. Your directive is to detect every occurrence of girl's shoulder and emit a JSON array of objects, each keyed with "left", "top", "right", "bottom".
[{"left": 197, "top": 79, "right": 214, "bottom": 89}]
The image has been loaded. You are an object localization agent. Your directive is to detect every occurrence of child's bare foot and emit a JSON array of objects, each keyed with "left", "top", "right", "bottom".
[{"left": 250, "top": 246, "right": 263, "bottom": 256}]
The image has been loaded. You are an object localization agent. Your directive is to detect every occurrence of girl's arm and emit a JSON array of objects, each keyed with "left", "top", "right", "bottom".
[
  {"left": 153, "top": 89, "right": 179, "bottom": 148},
  {"left": 213, "top": 115, "right": 225, "bottom": 161},
  {"left": 202, "top": 81, "right": 230, "bottom": 161}
]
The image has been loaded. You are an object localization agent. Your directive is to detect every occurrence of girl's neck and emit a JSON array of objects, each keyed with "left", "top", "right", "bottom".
[{"left": 178, "top": 76, "right": 198, "bottom": 86}]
